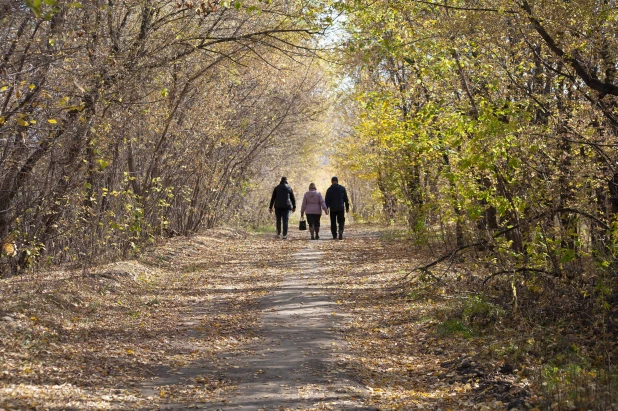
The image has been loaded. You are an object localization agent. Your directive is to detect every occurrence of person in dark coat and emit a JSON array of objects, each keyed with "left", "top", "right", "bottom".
[
  {"left": 269, "top": 176, "right": 296, "bottom": 239},
  {"left": 324, "top": 176, "right": 350, "bottom": 240}
]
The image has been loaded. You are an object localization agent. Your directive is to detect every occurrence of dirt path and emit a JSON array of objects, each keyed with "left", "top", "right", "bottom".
[
  {"left": 203, "top": 247, "right": 372, "bottom": 410},
  {"left": 140, "top": 240, "right": 374, "bottom": 411}
]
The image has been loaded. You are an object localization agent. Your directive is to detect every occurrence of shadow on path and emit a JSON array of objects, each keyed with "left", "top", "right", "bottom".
[{"left": 142, "top": 247, "right": 375, "bottom": 411}]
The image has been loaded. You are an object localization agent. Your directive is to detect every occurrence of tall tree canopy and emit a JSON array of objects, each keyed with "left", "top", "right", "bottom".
[
  {"left": 0, "top": 0, "right": 328, "bottom": 271},
  {"left": 327, "top": 0, "right": 618, "bottom": 325}
]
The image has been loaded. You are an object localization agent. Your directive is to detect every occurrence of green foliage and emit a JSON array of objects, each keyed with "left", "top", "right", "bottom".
[
  {"left": 461, "top": 295, "right": 505, "bottom": 326},
  {"left": 436, "top": 319, "right": 472, "bottom": 339},
  {"left": 434, "top": 294, "right": 503, "bottom": 341},
  {"left": 25, "top": 0, "right": 80, "bottom": 19},
  {"left": 330, "top": 0, "right": 618, "bottom": 323},
  {"left": 247, "top": 225, "right": 277, "bottom": 234}
]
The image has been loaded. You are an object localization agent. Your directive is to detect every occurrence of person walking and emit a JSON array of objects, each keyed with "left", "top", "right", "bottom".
[
  {"left": 300, "top": 183, "right": 329, "bottom": 240},
  {"left": 269, "top": 177, "right": 296, "bottom": 239},
  {"left": 324, "top": 176, "right": 350, "bottom": 240}
]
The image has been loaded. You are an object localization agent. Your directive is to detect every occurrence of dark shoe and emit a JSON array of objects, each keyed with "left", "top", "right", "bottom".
[
  {"left": 315, "top": 234, "right": 320, "bottom": 240},
  {"left": 338, "top": 232, "right": 343, "bottom": 240},
  {"left": 310, "top": 235, "right": 315, "bottom": 240}
]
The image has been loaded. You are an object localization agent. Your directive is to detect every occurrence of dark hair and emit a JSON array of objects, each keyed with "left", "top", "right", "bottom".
[
  {"left": 331, "top": 176, "right": 338, "bottom": 183},
  {"left": 280, "top": 176, "right": 288, "bottom": 184}
]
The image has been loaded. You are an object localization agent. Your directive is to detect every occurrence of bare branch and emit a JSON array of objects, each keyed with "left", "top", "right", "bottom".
[
  {"left": 482, "top": 267, "right": 556, "bottom": 285},
  {"left": 520, "top": 0, "right": 618, "bottom": 97},
  {"left": 410, "top": 0, "right": 516, "bottom": 14}
]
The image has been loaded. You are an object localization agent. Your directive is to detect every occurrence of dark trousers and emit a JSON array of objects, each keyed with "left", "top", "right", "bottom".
[
  {"left": 330, "top": 210, "right": 345, "bottom": 237},
  {"left": 275, "top": 208, "right": 290, "bottom": 236},
  {"left": 306, "top": 214, "right": 322, "bottom": 228}
]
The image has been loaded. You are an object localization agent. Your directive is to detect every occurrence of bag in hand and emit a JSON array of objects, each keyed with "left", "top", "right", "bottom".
[{"left": 299, "top": 219, "right": 307, "bottom": 231}]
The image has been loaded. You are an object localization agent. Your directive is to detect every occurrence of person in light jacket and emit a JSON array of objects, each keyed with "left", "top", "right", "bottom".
[{"left": 300, "top": 183, "right": 329, "bottom": 240}]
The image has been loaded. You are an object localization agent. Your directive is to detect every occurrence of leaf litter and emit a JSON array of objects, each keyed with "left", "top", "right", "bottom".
[
  {"left": 0, "top": 228, "right": 303, "bottom": 410},
  {"left": 310, "top": 226, "right": 534, "bottom": 411},
  {"left": 1, "top": 225, "right": 538, "bottom": 410}
]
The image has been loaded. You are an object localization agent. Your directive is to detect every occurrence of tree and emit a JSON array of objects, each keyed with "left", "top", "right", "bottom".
[
  {"left": 0, "top": 0, "right": 328, "bottom": 273},
  {"left": 330, "top": 0, "right": 618, "bottom": 302}
]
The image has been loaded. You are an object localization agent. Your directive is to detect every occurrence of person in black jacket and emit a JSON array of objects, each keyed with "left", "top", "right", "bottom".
[
  {"left": 269, "top": 177, "right": 296, "bottom": 239},
  {"left": 324, "top": 176, "right": 350, "bottom": 240}
]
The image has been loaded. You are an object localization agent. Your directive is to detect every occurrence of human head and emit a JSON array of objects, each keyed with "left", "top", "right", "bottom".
[
  {"left": 309, "top": 182, "right": 316, "bottom": 190},
  {"left": 280, "top": 176, "right": 288, "bottom": 184},
  {"left": 331, "top": 176, "right": 338, "bottom": 184}
]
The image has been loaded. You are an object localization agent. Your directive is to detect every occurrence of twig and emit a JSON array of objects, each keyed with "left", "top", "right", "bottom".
[
  {"left": 410, "top": 0, "right": 516, "bottom": 14},
  {"left": 399, "top": 207, "right": 610, "bottom": 284},
  {"left": 482, "top": 267, "right": 556, "bottom": 285}
]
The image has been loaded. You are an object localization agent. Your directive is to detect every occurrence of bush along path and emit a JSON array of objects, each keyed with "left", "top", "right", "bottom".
[{"left": 2, "top": 226, "right": 541, "bottom": 410}]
